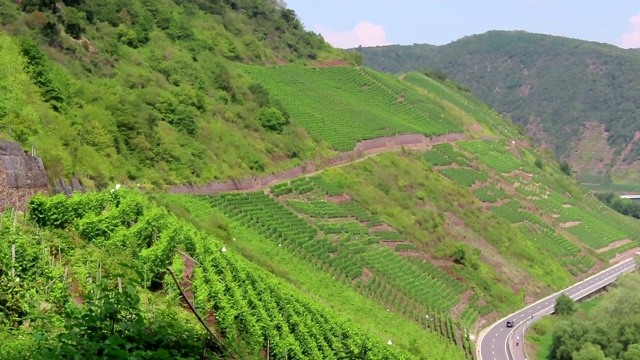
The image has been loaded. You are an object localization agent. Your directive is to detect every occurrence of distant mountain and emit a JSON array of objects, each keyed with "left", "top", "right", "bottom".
[{"left": 357, "top": 31, "right": 640, "bottom": 186}]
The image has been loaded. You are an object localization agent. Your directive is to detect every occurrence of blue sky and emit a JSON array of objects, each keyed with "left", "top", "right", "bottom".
[{"left": 285, "top": 0, "right": 640, "bottom": 49}]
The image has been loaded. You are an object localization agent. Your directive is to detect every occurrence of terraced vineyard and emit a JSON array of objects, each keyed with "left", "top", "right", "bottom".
[
  {"left": 439, "top": 168, "right": 490, "bottom": 187},
  {"left": 29, "top": 191, "right": 419, "bottom": 360},
  {"left": 422, "top": 143, "right": 472, "bottom": 167},
  {"left": 200, "top": 176, "right": 481, "bottom": 359},
  {"left": 531, "top": 191, "right": 629, "bottom": 249},
  {"left": 418, "top": 139, "right": 638, "bottom": 276},
  {"left": 241, "top": 65, "right": 462, "bottom": 150},
  {"left": 457, "top": 140, "right": 523, "bottom": 174},
  {"left": 473, "top": 185, "right": 509, "bottom": 203}
]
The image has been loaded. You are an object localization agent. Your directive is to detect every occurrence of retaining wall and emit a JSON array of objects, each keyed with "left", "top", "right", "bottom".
[
  {"left": 0, "top": 140, "right": 49, "bottom": 211},
  {"left": 169, "top": 133, "right": 467, "bottom": 195}
]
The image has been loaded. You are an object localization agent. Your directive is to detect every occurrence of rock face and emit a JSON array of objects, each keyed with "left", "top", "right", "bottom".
[{"left": 0, "top": 140, "right": 49, "bottom": 211}]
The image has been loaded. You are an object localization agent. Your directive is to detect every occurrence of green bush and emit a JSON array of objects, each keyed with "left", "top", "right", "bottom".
[{"left": 256, "top": 107, "right": 288, "bottom": 133}]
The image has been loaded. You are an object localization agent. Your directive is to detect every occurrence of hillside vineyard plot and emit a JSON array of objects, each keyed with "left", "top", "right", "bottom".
[
  {"left": 207, "top": 178, "right": 479, "bottom": 359},
  {"left": 242, "top": 65, "right": 461, "bottom": 151},
  {"left": 28, "top": 191, "right": 419, "bottom": 360},
  {"left": 531, "top": 191, "right": 629, "bottom": 249},
  {"left": 402, "top": 72, "right": 516, "bottom": 136}
]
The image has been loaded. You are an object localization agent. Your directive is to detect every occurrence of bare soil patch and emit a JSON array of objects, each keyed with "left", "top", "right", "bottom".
[
  {"left": 451, "top": 289, "right": 474, "bottom": 319},
  {"left": 369, "top": 223, "right": 396, "bottom": 232},
  {"left": 560, "top": 221, "right": 581, "bottom": 228},
  {"left": 596, "top": 239, "right": 632, "bottom": 254},
  {"left": 325, "top": 194, "right": 351, "bottom": 203}
]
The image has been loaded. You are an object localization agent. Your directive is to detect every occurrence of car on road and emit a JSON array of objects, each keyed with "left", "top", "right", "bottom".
[{"left": 506, "top": 320, "right": 514, "bottom": 327}]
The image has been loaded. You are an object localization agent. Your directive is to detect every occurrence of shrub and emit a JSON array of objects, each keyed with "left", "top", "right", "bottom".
[{"left": 256, "top": 107, "right": 288, "bottom": 133}]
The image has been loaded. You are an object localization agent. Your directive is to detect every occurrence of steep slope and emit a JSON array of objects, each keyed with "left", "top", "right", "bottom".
[
  {"left": 4, "top": 4, "right": 640, "bottom": 359},
  {"left": 0, "top": 0, "right": 359, "bottom": 188},
  {"left": 357, "top": 30, "right": 640, "bottom": 186},
  {"left": 161, "top": 68, "right": 640, "bottom": 359}
]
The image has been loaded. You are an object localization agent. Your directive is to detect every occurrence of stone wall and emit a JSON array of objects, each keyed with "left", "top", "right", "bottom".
[
  {"left": 54, "top": 178, "right": 86, "bottom": 196},
  {"left": 168, "top": 133, "right": 468, "bottom": 195},
  {"left": 0, "top": 140, "right": 49, "bottom": 211}
]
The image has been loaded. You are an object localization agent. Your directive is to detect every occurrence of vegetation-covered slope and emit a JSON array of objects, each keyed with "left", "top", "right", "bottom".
[
  {"left": 159, "top": 68, "right": 640, "bottom": 358},
  {"left": 3, "top": 2, "right": 639, "bottom": 359},
  {"left": 357, "top": 30, "right": 640, "bottom": 186},
  {"left": 2, "top": 191, "right": 423, "bottom": 359},
  {"left": 0, "top": 0, "right": 359, "bottom": 188}
]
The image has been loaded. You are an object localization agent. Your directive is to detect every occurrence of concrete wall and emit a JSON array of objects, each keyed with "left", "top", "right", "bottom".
[
  {"left": 0, "top": 140, "right": 49, "bottom": 211},
  {"left": 168, "top": 133, "right": 467, "bottom": 195}
]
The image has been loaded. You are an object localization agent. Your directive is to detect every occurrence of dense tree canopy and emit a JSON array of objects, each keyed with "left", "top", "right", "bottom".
[{"left": 549, "top": 273, "right": 640, "bottom": 360}]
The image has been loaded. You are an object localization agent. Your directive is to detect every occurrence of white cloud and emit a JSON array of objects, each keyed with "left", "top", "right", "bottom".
[
  {"left": 316, "top": 21, "right": 391, "bottom": 49},
  {"left": 620, "top": 14, "right": 640, "bottom": 49}
]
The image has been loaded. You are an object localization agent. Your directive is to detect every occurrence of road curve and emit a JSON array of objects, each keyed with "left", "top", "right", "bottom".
[{"left": 478, "top": 257, "right": 637, "bottom": 360}]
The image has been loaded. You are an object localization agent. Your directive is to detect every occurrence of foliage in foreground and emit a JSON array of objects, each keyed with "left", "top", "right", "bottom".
[{"left": 0, "top": 206, "right": 216, "bottom": 359}]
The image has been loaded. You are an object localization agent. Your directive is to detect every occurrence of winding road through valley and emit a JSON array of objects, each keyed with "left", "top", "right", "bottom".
[{"left": 478, "top": 257, "right": 637, "bottom": 360}]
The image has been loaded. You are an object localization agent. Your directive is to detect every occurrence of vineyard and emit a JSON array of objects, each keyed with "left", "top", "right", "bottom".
[
  {"left": 457, "top": 141, "right": 523, "bottom": 174},
  {"left": 199, "top": 175, "right": 483, "bottom": 359},
  {"left": 241, "top": 65, "right": 462, "bottom": 150},
  {"left": 473, "top": 185, "right": 509, "bottom": 203},
  {"left": 401, "top": 72, "right": 520, "bottom": 139},
  {"left": 23, "top": 191, "right": 425, "bottom": 360},
  {"left": 531, "top": 191, "right": 629, "bottom": 249},
  {"left": 423, "top": 143, "right": 472, "bottom": 167},
  {"left": 439, "top": 168, "right": 490, "bottom": 188}
]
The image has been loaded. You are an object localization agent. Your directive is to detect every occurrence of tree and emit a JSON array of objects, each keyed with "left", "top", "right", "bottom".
[
  {"left": 572, "top": 342, "right": 607, "bottom": 360},
  {"left": 256, "top": 107, "right": 288, "bottom": 133},
  {"left": 559, "top": 161, "right": 572, "bottom": 176},
  {"left": 622, "top": 344, "right": 640, "bottom": 360},
  {"left": 555, "top": 294, "right": 578, "bottom": 316}
]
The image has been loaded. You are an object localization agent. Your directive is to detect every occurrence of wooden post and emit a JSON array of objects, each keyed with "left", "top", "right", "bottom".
[
  {"left": 118, "top": 277, "right": 122, "bottom": 293},
  {"left": 11, "top": 244, "right": 15, "bottom": 277},
  {"left": 166, "top": 266, "right": 234, "bottom": 358}
]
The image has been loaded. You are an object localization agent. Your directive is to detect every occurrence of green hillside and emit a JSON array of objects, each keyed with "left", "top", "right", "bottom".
[
  {"left": 356, "top": 30, "right": 640, "bottom": 186},
  {"left": 3, "top": 2, "right": 640, "bottom": 359},
  {"left": 0, "top": 0, "right": 358, "bottom": 188}
]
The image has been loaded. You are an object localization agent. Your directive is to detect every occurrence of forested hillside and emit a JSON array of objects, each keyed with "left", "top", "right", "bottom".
[
  {"left": 357, "top": 31, "right": 640, "bottom": 186},
  {"left": 0, "top": 0, "right": 358, "bottom": 188}
]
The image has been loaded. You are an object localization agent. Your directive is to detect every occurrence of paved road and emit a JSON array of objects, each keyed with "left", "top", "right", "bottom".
[{"left": 478, "top": 257, "right": 637, "bottom": 360}]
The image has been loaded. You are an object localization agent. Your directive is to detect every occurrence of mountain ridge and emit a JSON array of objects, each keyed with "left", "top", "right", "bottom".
[{"left": 356, "top": 30, "right": 640, "bottom": 187}]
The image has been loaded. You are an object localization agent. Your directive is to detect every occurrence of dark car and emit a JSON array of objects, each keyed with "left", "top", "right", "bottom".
[{"left": 506, "top": 320, "right": 514, "bottom": 328}]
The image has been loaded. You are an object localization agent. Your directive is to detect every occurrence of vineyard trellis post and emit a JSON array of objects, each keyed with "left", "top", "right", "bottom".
[{"left": 11, "top": 244, "right": 15, "bottom": 277}]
